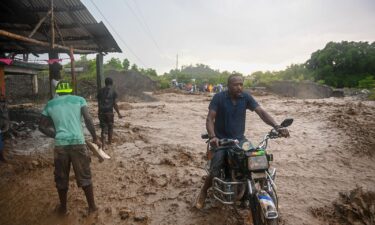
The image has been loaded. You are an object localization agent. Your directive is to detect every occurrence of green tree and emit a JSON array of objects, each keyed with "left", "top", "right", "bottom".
[
  {"left": 305, "top": 41, "right": 375, "bottom": 88},
  {"left": 144, "top": 68, "right": 157, "bottom": 77},
  {"left": 105, "top": 57, "right": 122, "bottom": 71},
  {"left": 358, "top": 76, "right": 375, "bottom": 89},
  {"left": 71, "top": 55, "right": 96, "bottom": 79},
  {"left": 131, "top": 63, "right": 139, "bottom": 72},
  {"left": 122, "top": 58, "right": 130, "bottom": 71}
]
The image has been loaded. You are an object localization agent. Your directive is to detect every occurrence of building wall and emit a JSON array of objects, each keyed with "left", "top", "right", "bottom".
[{"left": 5, "top": 74, "right": 50, "bottom": 102}]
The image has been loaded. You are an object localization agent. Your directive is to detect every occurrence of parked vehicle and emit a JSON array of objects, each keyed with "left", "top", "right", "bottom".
[{"left": 202, "top": 118, "right": 293, "bottom": 225}]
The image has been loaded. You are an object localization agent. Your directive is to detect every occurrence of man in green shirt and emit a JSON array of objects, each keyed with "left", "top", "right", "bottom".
[{"left": 39, "top": 81, "right": 101, "bottom": 215}]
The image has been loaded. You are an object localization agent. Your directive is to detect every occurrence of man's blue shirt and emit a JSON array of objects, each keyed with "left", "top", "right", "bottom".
[{"left": 209, "top": 91, "right": 259, "bottom": 140}]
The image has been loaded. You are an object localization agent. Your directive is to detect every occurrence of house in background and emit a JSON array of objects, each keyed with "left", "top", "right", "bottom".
[{"left": 0, "top": 0, "right": 122, "bottom": 102}]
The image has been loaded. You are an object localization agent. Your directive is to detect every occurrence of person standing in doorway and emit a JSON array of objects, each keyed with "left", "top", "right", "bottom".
[{"left": 97, "top": 77, "right": 122, "bottom": 148}]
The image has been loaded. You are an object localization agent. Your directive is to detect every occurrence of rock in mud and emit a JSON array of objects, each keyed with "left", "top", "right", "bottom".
[
  {"left": 159, "top": 158, "right": 175, "bottom": 166},
  {"left": 124, "top": 122, "right": 131, "bottom": 127},
  {"left": 105, "top": 207, "right": 112, "bottom": 214},
  {"left": 31, "top": 160, "right": 39, "bottom": 167},
  {"left": 119, "top": 208, "right": 132, "bottom": 220},
  {"left": 134, "top": 215, "right": 148, "bottom": 222}
]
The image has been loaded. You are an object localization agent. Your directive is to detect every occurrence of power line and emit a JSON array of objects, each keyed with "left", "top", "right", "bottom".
[
  {"left": 88, "top": 0, "right": 147, "bottom": 68},
  {"left": 122, "top": 0, "right": 165, "bottom": 56}
]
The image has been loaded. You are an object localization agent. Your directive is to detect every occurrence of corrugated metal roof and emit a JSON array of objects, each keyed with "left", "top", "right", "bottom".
[{"left": 0, "top": 0, "right": 122, "bottom": 54}]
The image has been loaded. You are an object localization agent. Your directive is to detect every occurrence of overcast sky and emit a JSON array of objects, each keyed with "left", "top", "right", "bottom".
[{"left": 81, "top": 0, "right": 375, "bottom": 75}]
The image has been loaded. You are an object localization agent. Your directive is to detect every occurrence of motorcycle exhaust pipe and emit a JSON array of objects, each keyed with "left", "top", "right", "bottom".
[{"left": 257, "top": 191, "right": 278, "bottom": 219}]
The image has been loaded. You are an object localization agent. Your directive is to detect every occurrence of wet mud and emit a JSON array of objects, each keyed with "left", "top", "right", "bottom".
[
  {"left": 0, "top": 92, "right": 374, "bottom": 225},
  {"left": 311, "top": 187, "right": 375, "bottom": 225}
]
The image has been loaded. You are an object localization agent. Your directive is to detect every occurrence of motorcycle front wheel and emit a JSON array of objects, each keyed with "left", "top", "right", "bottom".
[{"left": 253, "top": 200, "right": 279, "bottom": 225}]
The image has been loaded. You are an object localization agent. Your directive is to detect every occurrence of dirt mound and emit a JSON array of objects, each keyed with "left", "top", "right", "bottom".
[
  {"left": 269, "top": 80, "right": 333, "bottom": 99},
  {"left": 312, "top": 187, "right": 375, "bottom": 225},
  {"left": 153, "top": 88, "right": 187, "bottom": 95},
  {"left": 76, "top": 79, "right": 97, "bottom": 99},
  {"left": 0, "top": 155, "right": 53, "bottom": 178},
  {"left": 107, "top": 70, "right": 158, "bottom": 102},
  {"left": 246, "top": 87, "right": 270, "bottom": 96},
  {"left": 328, "top": 102, "right": 375, "bottom": 156},
  {"left": 77, "top": 70, "right": 159, "bottom": 102}
]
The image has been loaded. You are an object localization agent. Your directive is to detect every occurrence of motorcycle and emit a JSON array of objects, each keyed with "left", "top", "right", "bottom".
[{"left": 201, "top": 118, "right": 293, "bottom": 225}]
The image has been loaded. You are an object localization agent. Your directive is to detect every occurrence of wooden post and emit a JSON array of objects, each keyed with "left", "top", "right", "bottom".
[
  {"left": 0, "top": 65, "right": 5, "bottom": 97},
  {"left": 96, "top": 53, "right": 104, "bottom": 93},
  {"left": 70, "top": 47, "right": 76, "bottom": 94},
  {"left": 50, "top": 0, "right": 55, "bottom": 49},
  {"left": 32, "top": 74, "right": 38, "bottom": 95},
  {"left": 48, "top": 51, "right": 58, "bottom": 98}
]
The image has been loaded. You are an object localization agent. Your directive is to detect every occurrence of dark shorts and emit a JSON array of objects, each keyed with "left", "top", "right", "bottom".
[
  {"left": 99, "top": 113, "right": 114, "bottom": 131},
  {"left": 54, "top": 144, "right": 92, "bottom": 190}
]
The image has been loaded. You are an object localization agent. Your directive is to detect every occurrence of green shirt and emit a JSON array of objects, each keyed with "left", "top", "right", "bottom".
[{"left": 42, "top": 95, "right": 87, "bottom": 146}]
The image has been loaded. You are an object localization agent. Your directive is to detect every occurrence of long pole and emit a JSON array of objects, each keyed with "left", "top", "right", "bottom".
[
  {"left": 176, "top": 54, "right": 178, "bottom": 70},
  {"left": 50, "top": 0, "right": 55, "bottom": 49},
  {"left": 0, "top": 30, "right": 93, "bottom": 54},
  {"left": 70, "top": 47, "right": 76, "bottom": 94}
]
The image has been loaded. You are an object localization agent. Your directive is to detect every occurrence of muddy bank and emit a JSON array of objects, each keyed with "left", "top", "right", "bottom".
[
  {"left": 0, "top": 92, "right": 374, "bottom": 225},
  {"left": 268, "top": 81, "right": 333, "bottom": 99},
  {"left": 328, "top": 102, "right": 375, "bottom": 156},
  {"left": 312, "top": 187, "right": 375, "bottom": 225},
  {"left": 78, "top": 70, "right": 158, "bottom": 102}
]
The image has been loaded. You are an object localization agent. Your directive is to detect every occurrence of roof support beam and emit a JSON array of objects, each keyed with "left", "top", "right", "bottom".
[
  {"left": 28, "top": 8, "right": 52, "bottom": 38},
  {"left": 27, "top": 5, "right": 86, "bottom": 13},
  {"left": 0, "top": 29, "right": 93, "bottom": 54}
]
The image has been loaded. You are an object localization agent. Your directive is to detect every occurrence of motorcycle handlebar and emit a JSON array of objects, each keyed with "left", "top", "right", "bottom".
[
  {"left": 218, "top": 138, "right": 238, "bottom": 146},
  {"left": 201, "top": 133, "right": 209, "bottom": 139}
]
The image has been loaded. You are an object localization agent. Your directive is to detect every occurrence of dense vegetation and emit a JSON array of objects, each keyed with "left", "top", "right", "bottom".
[
  {"left": 247, "top": 41, "right": 375, "bottom": 89},
  {"left": 306, "top": 41, "right": 375, "bottom": 88},
  {"left": 64, "top": 41, "right": 375, "bottom": 92},
  {"left": 65, "top": 55, "right": 158, "bottom": 81}
]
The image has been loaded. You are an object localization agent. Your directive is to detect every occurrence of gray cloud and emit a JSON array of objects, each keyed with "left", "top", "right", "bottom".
[{"left": 83, "top": 0, "right": 375, "bottom": 74}]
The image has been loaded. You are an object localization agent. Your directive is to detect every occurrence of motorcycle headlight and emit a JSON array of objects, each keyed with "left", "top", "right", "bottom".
[
  {"left": 241, "top": 141, "right": 251, "bottom": 151},
  {"left": 248, "top": 155, "right": 269, "bottom": 171}
]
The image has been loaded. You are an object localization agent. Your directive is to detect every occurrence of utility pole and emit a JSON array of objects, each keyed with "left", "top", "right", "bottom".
[{"left": 176, "top": 54, "right": 178, "bottom": 71}]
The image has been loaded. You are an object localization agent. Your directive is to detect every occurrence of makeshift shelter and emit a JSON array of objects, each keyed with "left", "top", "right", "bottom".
[{"left": 0, "top": 0, "right": 122, "bottom": 98}]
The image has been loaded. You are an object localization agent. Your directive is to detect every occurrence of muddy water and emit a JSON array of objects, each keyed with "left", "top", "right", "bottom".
[{"left": 0, "top": 92, "right": 374, "bottom": 225}]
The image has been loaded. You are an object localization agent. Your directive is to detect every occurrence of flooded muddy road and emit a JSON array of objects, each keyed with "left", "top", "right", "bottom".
[{"left": 0, "top": 92, "right": 374, "bottom": 225}]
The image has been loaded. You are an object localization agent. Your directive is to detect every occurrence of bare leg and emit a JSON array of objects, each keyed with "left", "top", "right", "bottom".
[{"left": 195, "top": 174, "right": 213, "bottom": 209}]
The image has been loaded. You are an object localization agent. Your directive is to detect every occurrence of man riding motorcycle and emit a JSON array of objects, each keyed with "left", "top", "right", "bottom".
[{"left": 195, "top": 73, "right": 290, "bottom": 209}]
